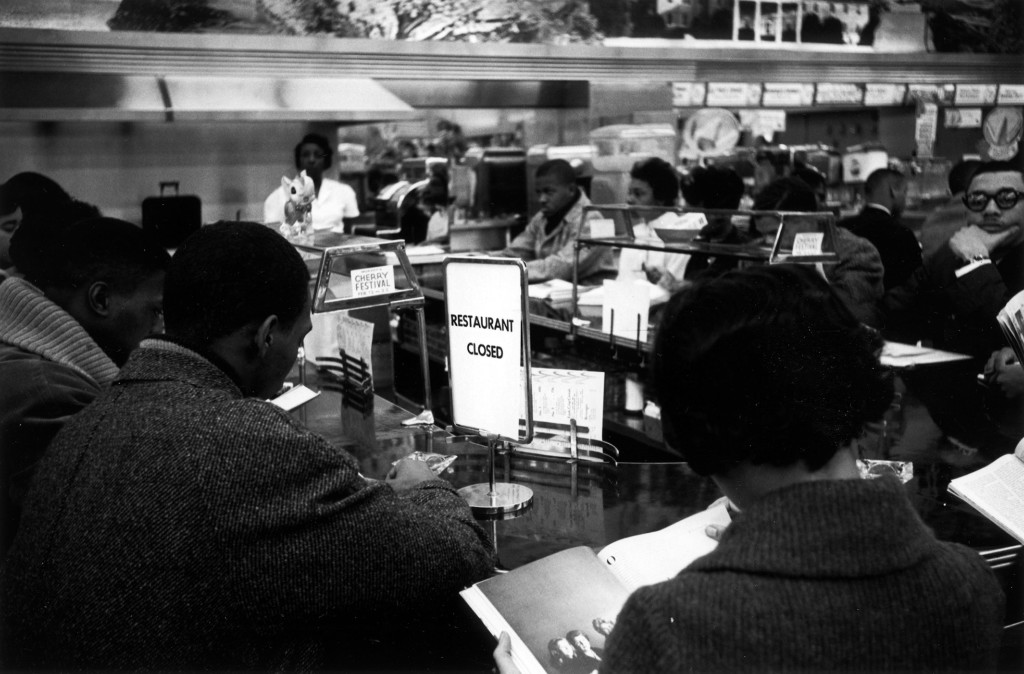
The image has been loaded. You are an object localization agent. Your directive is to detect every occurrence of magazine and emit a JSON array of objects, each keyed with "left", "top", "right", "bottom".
[
  {"left": 948, "top": 437, "right": 1024, "bottom": 545},
  {"left": 460, "top": 504, "right": 731, "bottom": 674},
  {"left": 997, "top": 289, "right": 1024, "bottom": 364}
]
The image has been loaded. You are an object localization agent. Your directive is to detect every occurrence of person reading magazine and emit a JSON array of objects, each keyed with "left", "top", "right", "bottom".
[{"left": 496, "top": 264, "right": 1005, "bottom": 673}]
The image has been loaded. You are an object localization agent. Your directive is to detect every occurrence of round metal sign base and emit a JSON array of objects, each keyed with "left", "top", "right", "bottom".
[{"left": 459, "top": 482, "right": 534, "bottom": 518}]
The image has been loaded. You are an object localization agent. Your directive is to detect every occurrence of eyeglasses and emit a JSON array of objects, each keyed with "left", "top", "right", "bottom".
[{"left": 963, "top": 188, "right": 1024, "bottom": 212}]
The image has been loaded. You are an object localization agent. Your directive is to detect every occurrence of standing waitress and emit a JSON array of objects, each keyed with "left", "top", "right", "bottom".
[{"left": 263, "top": 133, "right": 359, "bottom": 232}]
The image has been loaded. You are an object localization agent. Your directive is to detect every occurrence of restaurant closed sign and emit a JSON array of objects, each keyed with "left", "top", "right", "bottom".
[{"left": 444, "top": 257, "right": 527, "bottom": 440}]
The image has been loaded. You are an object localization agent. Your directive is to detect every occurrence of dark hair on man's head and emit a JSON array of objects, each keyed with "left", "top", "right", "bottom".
[
  {"left": 864, "top": 168, "right": 905, "bottom": 198},
  {"left": 294, "top": 133, "right": 333, "bottom": 170},
  {"left": 0, "top": 172, "right": 72, "bottom": 217},
  {"left": 651, "top": 264, "right": 892, "bottom": 476},
  {"left": 753, "top": 176, "right": 819, "bottom": 212},
  {"left": 24, "top": 217, "right": 169, "bottom": 292},
  {"left": 10, "top": 198, "right": 103, "bottom": 278},
  {"left": 681, "top": 165, "right": 745, "bottom": 210},
  {"left": 792, "top": 166, "right": 827, "bottom": 194},
  {"left": 947, "top": 159, "right": 983, "bottom": 194},
  {"left": 630, "top": 157, "right": 679, "bottom": 207},
  {"left": 566, "top": 630, "right": 586, "bottom": 642},
  {"left": 163, "top": 222, "right": 309, "bottom": 347},
  {"left": 535, "top": 159, "right": 577, "bottom": 186},
  {"left": 968, "top": 160, "right": 1023, "bottom": 189}
]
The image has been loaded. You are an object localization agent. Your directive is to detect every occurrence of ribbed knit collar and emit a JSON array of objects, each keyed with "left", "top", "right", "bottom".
[
  {"left": 0, "top": 277, "right": 118, "bottom": 387},
  {"left": 116, "top": 337, "right": 244, "bottom": 400},
  {"left": 690, "top": 477, "right": 938, "bottom": 579}
]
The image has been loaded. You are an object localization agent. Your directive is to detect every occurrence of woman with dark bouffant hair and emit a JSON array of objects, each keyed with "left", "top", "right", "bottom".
[{"left": 600, "top": 264, "right": 1005, "bottom": 673}]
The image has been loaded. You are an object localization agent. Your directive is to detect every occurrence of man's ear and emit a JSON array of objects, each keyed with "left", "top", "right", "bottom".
[
  {"left": 253, "top": 315, "right": 279, "bottom": 359},
  {"left": 86, "top": 281, "right": 111, "bottom": 317}
]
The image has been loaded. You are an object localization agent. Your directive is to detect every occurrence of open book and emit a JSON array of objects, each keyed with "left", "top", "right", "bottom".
[
  {"left": 460, "top": 504, "right": 730, "bottom": 674},
  {"left": 997, "top": 289, "right": 1024, "bottom": 364},
  {"left": 948, "top": 437, "right": 1024, "bottom": 544}
]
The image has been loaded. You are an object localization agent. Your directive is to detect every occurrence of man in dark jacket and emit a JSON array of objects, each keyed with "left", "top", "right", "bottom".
[
  {"left": 882, "top": 161, "right": 1024, "bottom": 452},
  {"left": 0, "top": 217, "right": 168, "bottom": 552},
  {"left": 1, "top": 222, "right": 495, "bottom": 671},
  {"left": 839, "top": 168, "right": 922, "bottom": 291}
]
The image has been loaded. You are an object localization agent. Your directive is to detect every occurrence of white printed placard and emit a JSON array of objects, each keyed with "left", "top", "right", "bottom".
[
  {"left": 350, "top": 265, "right": 394, "bottom": 298},
  {"left": 671, "top": 82, "right": 707, "bottom": 107},
  {"left": 589, "top": 218, "right": 616, "bottom": 239},
  {"left": 762, "top": 83, "right": 815, "bottom": 107},
  {"left": 337, "top": 312, "right": 375, "bottom": 374},
  {"left": 706, "top": 82, "right": 762, "bottom": 107},
  {"left": 740, "top": 109, "right": 787, "bottom": 133},
  {"left": 791, "top": 232, "right": 824, "bottom": 257},
  {"left": 864, "top": 83, "right": 907, "bottom": 107},
  {"left": 602, "top": 279, "right": 651, "bottom": 343},
  {"left": 955, "top": 84, "right": 997, "bottom": 106},
  {"left": 945, "top": 108, "right": 982, "bottom": 129},
  {"left": 444, "top": 258, "right": 526, "bottom": 440},
  {"left": 997, "top": 85, "right": 1024, "bottom": 105},
  {"left": 523, "top": 368, "right": 605, "bottom": 441},
  {"left": 815, "top": 83, "right": 864, "bottom": 106}
]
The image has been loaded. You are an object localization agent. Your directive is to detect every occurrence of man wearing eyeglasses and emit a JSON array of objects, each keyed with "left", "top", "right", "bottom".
[{"left": 883, "top": 161, "right": 1024, "bottom": 453}]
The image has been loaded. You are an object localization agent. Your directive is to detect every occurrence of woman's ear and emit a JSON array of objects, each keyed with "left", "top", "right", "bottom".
[
  {"left": 86, "top": 281, "right": 111, "bottom": 317},
  {"left": 253, "top": 315, "right": 280, "bottom": 359}
]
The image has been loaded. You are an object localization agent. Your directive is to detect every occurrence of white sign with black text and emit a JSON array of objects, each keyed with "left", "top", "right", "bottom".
[{"left": 444, "top": 258, "right": 527, "bottom": 440}]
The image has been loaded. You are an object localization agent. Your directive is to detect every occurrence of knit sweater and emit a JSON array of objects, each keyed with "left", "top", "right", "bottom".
[
  {"left": 603, "top": 477, "right": 1004, "bottom": 673},
  {"left": 1, "top": 339, "right": 496, "bottom": 670},
  {"left": 0, "top": 277, "right": 119, "bottom": 551}
]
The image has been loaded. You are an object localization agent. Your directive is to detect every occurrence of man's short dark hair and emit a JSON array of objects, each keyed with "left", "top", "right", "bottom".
[
  {"left": 968, "top": 160, "right": 1023, "bottom": 189},
  {"left": 630, "top": 157, "right": 679, "bottom": 207},
  {"left": 0, "top": 172, "right": 72, "bottom": 217},
  {"left": 294, "top": 133, "right": 333, "bottom": 171},
  {"left": 10, "top": 199, "right": 103, "bottom": 280},
  {"left": 681, "top": 165, "right": 745, "bottom": 210},
  {"left": 651, "top": 264, "right": 892, "bottom": 476},
  {"left": 24, "top": 217, "right": 169, "bottom": 293},
  {"left": 163, "top": 222, "right": 309, "bottom": 347},
  {"left": 948, "top": 159, "right": 982, "bottom": 194},
  {"left": 535, "top": 159, "right": 577, "bottom": 186},
  {"left": 864, "top": 168, "right": 905, "bottom": 197},
  {"left": 753, "top": 176, "right": 819, "bottom": 212}
]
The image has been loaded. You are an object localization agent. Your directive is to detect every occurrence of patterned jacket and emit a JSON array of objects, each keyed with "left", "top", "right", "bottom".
[
  {"left": 2, "top": 339, "right": 495, "bottom": 670},
  {"left": 0, "top": 277, "right": 118, "bottom": 552},
  {"left": 604, "top": 477, "right": 1004, "bottom": 673}
]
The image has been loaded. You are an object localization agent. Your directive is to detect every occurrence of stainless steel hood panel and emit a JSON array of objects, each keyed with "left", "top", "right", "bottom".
[
  {"left": 0, "top": 71, "right": 168, "bottom": 121},
  {"left": 0, "top": 71, "right": 418, "bottom": 122},
  {"left": 163, "top": 75, "right": 417, "bottom": 122}
]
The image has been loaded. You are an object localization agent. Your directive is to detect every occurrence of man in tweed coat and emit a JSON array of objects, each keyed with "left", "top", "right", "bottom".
[{"left": 1, "top": 222, "right": 495, "bottom": 671}]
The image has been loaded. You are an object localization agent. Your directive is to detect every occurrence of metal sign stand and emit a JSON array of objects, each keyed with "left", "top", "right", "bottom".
[{"left": 457, "top": 435, "right": 534, "bottom": 517}]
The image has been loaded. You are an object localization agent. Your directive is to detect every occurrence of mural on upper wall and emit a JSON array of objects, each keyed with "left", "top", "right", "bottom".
[{"left": 1, "top": 0, "right": 1020, "bottom": 53}]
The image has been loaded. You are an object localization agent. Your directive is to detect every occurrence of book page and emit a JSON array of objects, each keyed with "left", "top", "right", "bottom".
[
  {"left": 461, "top": 546, "right": 630, "bottom": 674},
  {"left": 597, "top": 504, "right": 731, "bottom": 591},
  {"left": 948, "top": 454, "right": 1024, "bottom": 544}
]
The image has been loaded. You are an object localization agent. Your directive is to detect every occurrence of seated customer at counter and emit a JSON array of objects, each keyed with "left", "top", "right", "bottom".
[
  {"left": 0, "top": 216, "right": 168, "bottom": 553},
  {"left": 1, "top": 222, "right": 495, "bottom": 670},
  {"left": 601, "top": 265, "right": 1005, "bottom": 672},
  {"left": 495, "top": 158, "right": 615, "bottom": 284}
]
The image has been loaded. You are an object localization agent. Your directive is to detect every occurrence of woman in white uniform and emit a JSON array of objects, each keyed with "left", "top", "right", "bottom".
[{"left": 263, "top": 133, "right": 359, "bottom": 232}]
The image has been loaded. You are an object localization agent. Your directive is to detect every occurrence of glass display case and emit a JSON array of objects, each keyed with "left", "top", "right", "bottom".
[{"left": 565, "top": 204, "right": 841, "bottom": 348}]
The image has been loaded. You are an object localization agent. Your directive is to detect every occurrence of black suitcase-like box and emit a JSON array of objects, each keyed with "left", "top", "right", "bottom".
[{"left": 142, "top": 182, "right": 201, "bottom": 248}]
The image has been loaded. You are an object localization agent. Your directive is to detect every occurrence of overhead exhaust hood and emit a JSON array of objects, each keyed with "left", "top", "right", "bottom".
[{"left": 0, "top": 71, "right": 419, "bottom": 123}]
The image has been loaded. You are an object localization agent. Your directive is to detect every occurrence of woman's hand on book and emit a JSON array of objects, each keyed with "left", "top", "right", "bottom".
[
  {"left": 492, "top": 632, "right": 520, "bottom": 674},
  {"left": 704, "top": 496, "right": 738, "bottom": 541}
]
